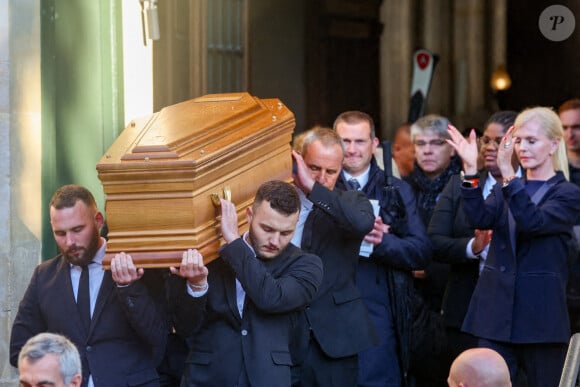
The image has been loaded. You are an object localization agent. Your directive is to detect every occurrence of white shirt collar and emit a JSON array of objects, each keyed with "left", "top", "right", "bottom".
[
  {"left": 296, "top": 187, "right": 313, "bottom": 211},
  {"left": 342, "top": 165, "right": 371, "bottom": 189},
  {"left": 93, "top": 238, "right": 106, "bottom": 265},
  {"left": 241, "top": 231, "right": 256, "bottom": 256}
]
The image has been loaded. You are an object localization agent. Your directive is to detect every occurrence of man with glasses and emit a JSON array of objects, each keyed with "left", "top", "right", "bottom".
[
  {"left": 405, "top": 114, "right": 462, "bottom": 227},
  {"left": 404, "top": 114, "right": 462, "bottom": 386}
]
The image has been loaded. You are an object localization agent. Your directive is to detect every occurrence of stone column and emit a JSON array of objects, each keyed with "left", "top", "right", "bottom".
[
  {"left": 452, "top": 0, "right": 491, "bottom": 128},
  {"left": 490, "top": 0, "right": 507, "bottom": 75},
  {"left": 0, "top": 1, "right": 42, "bottom": 385},
  {"left": 379, "top": 0, "right": 414, "bottom": 140},
  {"left": 423, "top": 0, "right": 453, "bottom": 119}
]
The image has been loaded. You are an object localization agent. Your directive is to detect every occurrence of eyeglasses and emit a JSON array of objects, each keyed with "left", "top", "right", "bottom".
[
  {"left": 480, "top": 136, "right": 503, "bottom": 146},
  {"left": 414, "top": 139, "right": 447, "bottom": 147}
]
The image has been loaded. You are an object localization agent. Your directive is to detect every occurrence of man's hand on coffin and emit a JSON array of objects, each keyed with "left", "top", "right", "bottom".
[
  {"left": 220, "top": 198, "right": 241, "bottom": 244},
  {"left": 291, "top": 150, "right": 315, "bottom": 194},
  {"left": 169, "top": 248, "right": 208, "bottom": 290},
  {"left": 111, "top": 252, "right": 144, "bottom": 286}
]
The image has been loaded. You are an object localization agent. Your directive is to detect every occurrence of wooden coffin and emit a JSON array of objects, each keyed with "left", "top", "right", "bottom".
[{"left": 96, "top": 92, "right": 294, "bottom": 268}]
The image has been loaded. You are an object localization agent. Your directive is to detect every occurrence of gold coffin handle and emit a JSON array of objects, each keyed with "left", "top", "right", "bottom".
[
  {"left": 210, "top": 186, "right": 232, "bottom": 207},
  {"left": 223, "top": 186, "right": 232, "bottom": 201}
]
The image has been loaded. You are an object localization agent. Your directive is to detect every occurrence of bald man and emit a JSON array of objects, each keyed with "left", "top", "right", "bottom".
[{"left": 447, "top": 348, "right": 511, "bottom": 387}]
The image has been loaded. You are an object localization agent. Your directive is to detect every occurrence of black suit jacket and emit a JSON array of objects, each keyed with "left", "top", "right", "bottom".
[
  {"left": 300, "top": 183, "right": 378, "bottom": 358},
  {"left": 428, "top": 172, "right": 489, "bottom": 328},
  {"left": 174, "top": 238, "right": 323, "bottom": 387},
  {"left": 10, "top": 255, "right": 168, "bottom": 387}
]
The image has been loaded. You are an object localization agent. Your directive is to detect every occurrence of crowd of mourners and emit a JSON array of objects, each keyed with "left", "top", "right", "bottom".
[{"left": 10, "top": 99, "right": 580, "bottom": 387}]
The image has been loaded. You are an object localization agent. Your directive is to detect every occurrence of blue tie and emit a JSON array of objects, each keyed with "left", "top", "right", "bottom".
[{"left": 348, "top": 178, "right": 361, "bottom": 191}]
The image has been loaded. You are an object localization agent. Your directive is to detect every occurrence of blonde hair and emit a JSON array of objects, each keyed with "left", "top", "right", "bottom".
[{"left": 514, "top": 107, "right": 569, "bottom": 180}]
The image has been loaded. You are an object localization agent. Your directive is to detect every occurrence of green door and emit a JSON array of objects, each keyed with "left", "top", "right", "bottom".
[{"left": 41, "top": 0, "right": 124, "bottom": 259}]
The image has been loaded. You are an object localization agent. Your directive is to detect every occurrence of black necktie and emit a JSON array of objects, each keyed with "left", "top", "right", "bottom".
[
  {"left": 348, "top": 178, "right": 361, "bottom": 191},
  {"left": 77, "top": 265, "right": 91, "bottom": 331}
]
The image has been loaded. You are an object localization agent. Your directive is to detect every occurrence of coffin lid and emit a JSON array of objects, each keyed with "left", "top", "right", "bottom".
[
  {"left": 96, "top": 92, "right": 295, "bottom": 268},
  {"left": 98, "top": 92, "right": 294, "bottom": 169}
]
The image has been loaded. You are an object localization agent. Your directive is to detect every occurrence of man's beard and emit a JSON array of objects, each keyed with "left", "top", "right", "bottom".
[
  {"left": 63, "top": 229, "right": 100, "bottom": 267},
  {"left": 248, "top": 226, "right": 279, "bottom": 260}
]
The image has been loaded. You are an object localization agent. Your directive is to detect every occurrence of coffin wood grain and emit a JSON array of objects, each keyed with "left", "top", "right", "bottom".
[{"left": 97, "top": 93, "right": 294, "bottom": 269}]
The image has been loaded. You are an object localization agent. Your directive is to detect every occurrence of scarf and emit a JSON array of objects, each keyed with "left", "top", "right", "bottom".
[{"left": 406, "top": 156, "right": 462, "bottom": 225}]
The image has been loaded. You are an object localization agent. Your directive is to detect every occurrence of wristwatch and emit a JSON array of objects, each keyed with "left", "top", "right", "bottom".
[{"left": 460, "top": 171, "right": 480, "bottom": 188}]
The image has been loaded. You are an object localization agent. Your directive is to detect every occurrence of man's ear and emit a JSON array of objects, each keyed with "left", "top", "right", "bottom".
[
  {"left": 370, "top": 136, "right": 379, "bottom": 155},
  {"left": 246, "top": 206, "right": 253, "bottom": 224},
  {"left": 71, "top": 373, "right": 83, "bottom": 387},
  {"left": 95, "top": 211, "right": 105, "bottom": 229}
]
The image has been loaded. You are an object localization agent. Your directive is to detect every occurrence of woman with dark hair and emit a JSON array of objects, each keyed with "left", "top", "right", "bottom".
[
  {"left": 447, "top": 107, "right": 580, "bottom": 386},
  {"left": 428, "top": 111, "right": 520, "bottom": 368}
]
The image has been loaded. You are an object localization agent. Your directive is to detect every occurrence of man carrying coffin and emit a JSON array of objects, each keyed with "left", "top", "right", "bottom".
[{"left": 169, "top": 180, "right": 323, "bottom": 387}]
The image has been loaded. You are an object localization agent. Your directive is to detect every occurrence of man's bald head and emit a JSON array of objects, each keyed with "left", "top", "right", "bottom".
[{"left": 448, "top": 348, "right": 511, "bottom": 387}]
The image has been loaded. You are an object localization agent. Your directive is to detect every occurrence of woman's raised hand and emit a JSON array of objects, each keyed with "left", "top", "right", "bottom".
[{"left": 446, "top": 124, "right": 479, "bottom": 175}]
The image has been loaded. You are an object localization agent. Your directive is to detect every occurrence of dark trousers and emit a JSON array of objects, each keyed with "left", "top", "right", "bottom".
[
  {"left": 479, "top": 338, "right": 567, "bottom": 387},
  {"left": 298, "top": 337, "right": 358, "bottom": 387},
  {"left": 158, "top": 333, "right": 188, "bottom": 387},
  {"left": 445, "top": 327, "right": 478, "bottom": 366},
  {"left": 356, "top": 263, "right": 401, "bottom": 387}
]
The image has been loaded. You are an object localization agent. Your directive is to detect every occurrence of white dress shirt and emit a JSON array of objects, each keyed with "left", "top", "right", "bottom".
[{"left": 291, "top": 188, "right": 313, "bottom": 248}]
